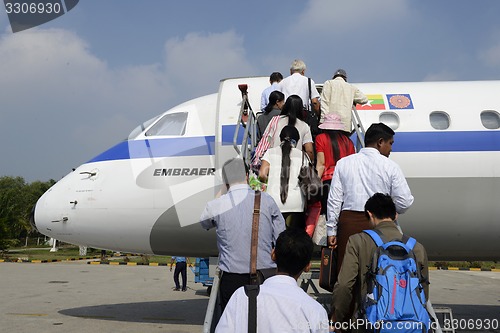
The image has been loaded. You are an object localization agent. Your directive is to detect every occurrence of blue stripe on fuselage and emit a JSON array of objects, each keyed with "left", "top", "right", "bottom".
[
  {"left": 87, "top": 136, "right": 215, "bottom": 163},
  {"left": 87, "top": 128, "right": 500, "bottom": 163},
  {"left": 352, "top": 130, "right": 500, "bottom": 152},
  {"left": 394, "top": 130, "right": 500, "bottom": 152},
  {"left": 222, "top": 124, "right": 246, "bottom": 146}
]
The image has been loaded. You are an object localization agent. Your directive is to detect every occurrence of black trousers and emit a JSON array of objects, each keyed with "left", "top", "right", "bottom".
[
  {"left": 219, "top": 269, "right": 276, "bottom": 312},
  {"left": 173, "top": 262, "right": 187, "bottom": 290},
  {"left": 220, "top": 272, "right": 252, "bottom": 312},
  {"left": 320, "top": 179, "right": 332, "bottom": 216}
]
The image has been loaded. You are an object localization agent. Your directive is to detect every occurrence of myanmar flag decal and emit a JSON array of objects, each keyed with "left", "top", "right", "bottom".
[{"left": 357, "top": 94, "right": 385, "bottom": 110}]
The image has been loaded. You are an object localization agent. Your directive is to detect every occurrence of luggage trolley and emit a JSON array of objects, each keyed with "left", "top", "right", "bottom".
[{"left": 195, "top": 257, "right": 215, "bottom": 295}]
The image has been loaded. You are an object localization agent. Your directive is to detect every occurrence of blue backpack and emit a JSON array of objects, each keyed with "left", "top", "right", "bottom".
[{"left": 362, "top": 229, "right": 431, "bottom": 333}]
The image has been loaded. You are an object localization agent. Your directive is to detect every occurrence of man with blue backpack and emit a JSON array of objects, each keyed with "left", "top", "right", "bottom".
[{"left": 332, "top": 193, "right": 431, "bottom": 333}]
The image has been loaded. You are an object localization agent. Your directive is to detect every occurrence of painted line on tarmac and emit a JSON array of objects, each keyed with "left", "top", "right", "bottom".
[
  {"left": 0, "top": 257, "right": 101, "bottom": 263},
  {"left": 87, "top": 261, "right": 169, "bottom": 266},
  {"left": 429, "top": 267, "right": 500, "bottom": 272},
  {"left": 6, "top": 313, "right": 48, "bottom": 317}
]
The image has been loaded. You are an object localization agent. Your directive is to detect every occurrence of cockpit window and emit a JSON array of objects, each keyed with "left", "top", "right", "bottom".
[
  {"left": 480, "top": 110, "right": 500, "bottom": 129},
  {"left": 145, "top": 112, "right": 187, "bottom": 136},
  {"left": 128, "top": 115, "right": 159, "bottom": 139},
  {"left": 429, "top": 111, "right": 450, "bottom": 130}
]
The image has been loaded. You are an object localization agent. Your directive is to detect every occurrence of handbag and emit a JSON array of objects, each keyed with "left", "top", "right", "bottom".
[
  {"left": 298, "top": 152, "right": 322, "bottom": 201},
  {"left": 312, "top": 214, "right": 327, "bottom": 246},
  {"left": 319, "top": 247, "right": 337, "bottom": 292}
]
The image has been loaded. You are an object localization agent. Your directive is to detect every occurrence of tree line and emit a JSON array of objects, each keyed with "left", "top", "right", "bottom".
[{"left": 0, "top": 176, "right": 56, "bottom": 251}]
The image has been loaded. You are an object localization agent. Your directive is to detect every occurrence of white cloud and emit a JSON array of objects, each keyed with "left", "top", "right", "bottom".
[
  {"left": 0, "top": 29, "right": 107, "bottom": 111},
  {"left": 295, "top": 0, "right": 413, "bottom": 35},
  {"left": 164, "top": 31, "right": 254, "bottom": 95},
  {"left": 0, "top": 28, "right": 173, "bottom": 180},
  {"left": 0, "top": 27, "right": 256, "bottom": 181}
]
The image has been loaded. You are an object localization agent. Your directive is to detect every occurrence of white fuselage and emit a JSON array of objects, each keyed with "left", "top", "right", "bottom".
[{"left": 34, "top": 78, "right": 500, "bottom": 260}]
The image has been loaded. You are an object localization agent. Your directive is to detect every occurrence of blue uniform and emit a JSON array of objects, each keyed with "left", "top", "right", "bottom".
[{"left": 171, "top": 256, "right": 187, "bottom": 291}]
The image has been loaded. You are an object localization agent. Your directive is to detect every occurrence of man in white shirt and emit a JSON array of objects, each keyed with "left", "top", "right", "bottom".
[
  {"left": 260, "top": 72, "right": 283, "bottom": 111},
  {"left": 326, "top": 123, "right": 414, "bottom": 272},
  {"left": 278, "top": 59, "right": 320, "bottom": 115},
  {"left": 216, "top": 228, "right": 329, "bottom": 333}
]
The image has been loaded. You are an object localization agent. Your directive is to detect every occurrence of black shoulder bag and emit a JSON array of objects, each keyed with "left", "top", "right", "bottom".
[{"left": 302, "top": 77, "right": 320, "bottom": 138}]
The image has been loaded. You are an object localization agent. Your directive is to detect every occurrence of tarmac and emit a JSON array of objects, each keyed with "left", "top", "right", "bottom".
[{"left": 1, "top": 261, "right": 499, "bottom": 333}]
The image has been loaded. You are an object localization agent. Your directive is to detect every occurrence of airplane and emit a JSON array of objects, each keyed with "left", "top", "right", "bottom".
[{"left": 32, "top": 77, "right": 500, "bottom": 261}]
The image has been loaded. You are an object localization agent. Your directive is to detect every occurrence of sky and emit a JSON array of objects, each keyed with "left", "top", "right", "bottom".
[{"left": 1, "top": 0, "right": 500, "bottom": 182}]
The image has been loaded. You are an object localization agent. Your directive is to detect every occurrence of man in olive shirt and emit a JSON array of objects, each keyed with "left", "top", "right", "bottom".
[{"left": 332, "top": 193, "right": 429, "bottom": 330}]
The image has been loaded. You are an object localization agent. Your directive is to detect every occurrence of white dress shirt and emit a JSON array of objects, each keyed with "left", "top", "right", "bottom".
[
  {"left": 278, "top": 73, "right": 320, "bottom": 110},
  {"left": 216, "top": 275, "right": 329, "bottom": 333},
  {"left": 326, "top": 147, "right": 414, "bottom": 236}
]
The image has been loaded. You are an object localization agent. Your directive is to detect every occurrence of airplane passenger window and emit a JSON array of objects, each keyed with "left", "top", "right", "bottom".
[
  {"left": 145, "top": 112, "right": 187, "bottom": 136},
  {"left": 379, "top": 112, "right": 400, "bottom": 130},
  {"left": 429, "top": 111, "right": 450, "bottom": 130},
  {"left": 480, "top": 110, "right": 500, "bottom": 129}
]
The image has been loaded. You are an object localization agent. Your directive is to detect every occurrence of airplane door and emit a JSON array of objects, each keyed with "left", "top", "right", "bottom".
[{"left": 215, "top": 77, "right": 269, "bottom": 172}]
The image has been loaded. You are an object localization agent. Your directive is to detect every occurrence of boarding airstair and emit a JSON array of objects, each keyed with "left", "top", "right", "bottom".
[
  {"left": 232, "top": 83, "right": 258, "bottom": 168},
  {"left": 351, "top": 105, "right": 366, "bottom": 152}
]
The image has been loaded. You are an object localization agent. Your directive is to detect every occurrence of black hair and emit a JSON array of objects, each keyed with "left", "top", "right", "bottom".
[
  {"left": 221, "top": 158, "right": 248, "bottom": 186},
  {"left": 278, "top": 126, "right": 299, "bottom": 204},
  {"left": 364, "top": 193, "right": 397, "bottom": 221},
  {"left": 324, "top": 130, "right": 351, "bottom": 162},
  {"left": 264, "top": 90, "right": 285, "bottom": 114},
  {"left": 270, "top": 72, "right": 283, "bottom": 83},
  {"left": 280, "top": 95, "right": 304, "bottom": 127},
  {"left": 364, "top": 123, "right": 395, "bottom": 146},
  {"left": 274, "top": 228, "right": 314, "bottom": 277}
]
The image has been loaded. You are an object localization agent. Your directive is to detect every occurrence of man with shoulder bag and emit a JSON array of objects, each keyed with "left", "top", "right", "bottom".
[
  {"left": 200, "top": 158, "right": 286, "bottom": 312},
  {"left": 278, "top": 59, "right": 321, "bottom": 138}
]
